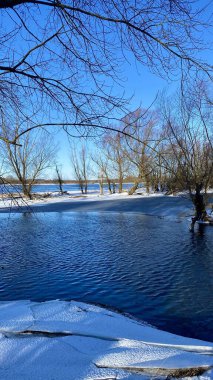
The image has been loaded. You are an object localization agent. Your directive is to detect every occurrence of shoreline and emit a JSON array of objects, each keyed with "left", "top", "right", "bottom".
[{"left": 0, "top": 191, "right": 195, "bottom": 220}]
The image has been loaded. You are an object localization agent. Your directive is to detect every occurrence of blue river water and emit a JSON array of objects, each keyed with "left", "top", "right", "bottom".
[
  {"left": 0, "top": 201, "right": 213, "bottom": 342},
  {"left": 0, "top": 182, "right": 132, "bottom": 194}
]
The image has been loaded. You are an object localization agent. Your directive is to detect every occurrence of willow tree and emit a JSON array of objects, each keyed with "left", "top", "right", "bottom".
[
  {"left": 159, "top": 84, "right": 213, "bottom": 221},
  {"left": 0, "top": 0, "right": 212, "bottom": 146},
  {"left": 1, "top": 120, "right": 55, "bottom": 198},
  {"left": 70, "top": 144, "right": 90, "bottom": 194},
  {"left": 120, "top": 108, "right": 160, "bottom": 194}
]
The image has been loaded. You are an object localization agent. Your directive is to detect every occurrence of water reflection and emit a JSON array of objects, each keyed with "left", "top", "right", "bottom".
[{"left": 0, "top": 211, "right": 213, "bottom": 342}]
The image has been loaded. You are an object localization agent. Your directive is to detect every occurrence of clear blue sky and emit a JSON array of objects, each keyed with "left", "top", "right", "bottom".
[{"left": 55, "top": 68, "right": 170, "bottom": 179}]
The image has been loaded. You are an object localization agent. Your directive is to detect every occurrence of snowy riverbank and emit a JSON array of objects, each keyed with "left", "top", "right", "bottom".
[
  {"left": 0, "top": 300, "right": 213, "bottom": 379},
  {"left": 0, "top": 188, "right": 165, "bottom": 208},
  {"left": 0, "top": 189, "right": 196, "bottom": 220}
]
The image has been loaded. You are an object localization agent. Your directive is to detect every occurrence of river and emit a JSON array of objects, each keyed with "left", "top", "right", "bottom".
[{"left": 0, "top": 196, "right": 212, "bottom": 342}]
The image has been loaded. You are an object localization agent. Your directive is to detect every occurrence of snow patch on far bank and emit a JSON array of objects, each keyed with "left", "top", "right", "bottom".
[{"left": 0, "top": 189, "right": 196, "bottom": 219}]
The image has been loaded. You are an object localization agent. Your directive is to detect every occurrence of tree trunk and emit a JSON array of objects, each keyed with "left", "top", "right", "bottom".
[
  {"left": 22, "top": 183, "right": 32, "bottom": 199},
  {"left": 190, "top": 184, "right": 206, "bottom": 231},
  {"left": 106, "top": 178, "right": 112, "bottom": 194},
  {"left": 59, "top": 181, "right": 63, "bottom": 194},
  {"left": 128, "top": 180, "right": 140, "bottom": 195},
  {"left": 118, "top": 176, "right": 123, "bottom": 193},
  {"left": 99, "top": 181, "right": 104, "bottom": 195},
  {"left": 193, "top": 185, "right": 206, "bottom": 218},
  {"left": 145, "top": 175, "right": 150, "bottom": 194},
  {"left": 79, "top": 181, "right": 84, "bottom": 194}
]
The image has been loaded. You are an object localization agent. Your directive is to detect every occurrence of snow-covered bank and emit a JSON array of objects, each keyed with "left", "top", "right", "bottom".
[
  {"left": 0, "top": 189, "right": 165, "bottom": 208},
  {"left": 0, "top": 190, "right": 195, "bottom": 219},
  {"left": 0, "top": 300, "right": 212, "bottom": 379}
]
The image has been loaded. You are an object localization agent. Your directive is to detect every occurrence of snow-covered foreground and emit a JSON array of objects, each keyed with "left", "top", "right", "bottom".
[{"left": 0, "top": 300, "right": 213, "bottom": 379}]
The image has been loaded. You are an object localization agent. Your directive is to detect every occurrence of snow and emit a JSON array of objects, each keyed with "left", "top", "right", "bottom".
[
  {"left": 0, "top": 189, "right": 137, "bottom": 209},
  {"left": 0, "top": 300, "right": 212, "bottom": 379},
  {"left": 0, "top": 186, "right": 189, "bottom": 210},
  {"left": 0, "top": 187, "right": 194, "bottom": 220},
  {"left": 1, "top": 185, "right": 212, "bottom": 211}
]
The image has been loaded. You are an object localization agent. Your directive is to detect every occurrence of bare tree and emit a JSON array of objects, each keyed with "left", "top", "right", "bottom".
[
  {"left": 159, "top": 84, "right": 213, "bottom": 226},
  {"left": 71, "top": 144, "right": 90, "bottom": 194},
  {"left": 55, "top": 164, "right": 64, "bottom": 194},
  {"left": 103, "top": 133, "right": 129, "bottom": 193},
  {"left": 121, "top": 108, "right": 160, "bottom": 194},
  {"left": 91, "top": 152, "right": 113, "bottom": 195},
  {"left": 1, "top": 120, "right": 55, "bottom": 199},
  {"left": 0, "top": 1, "right": 212, "bottom": 144}
]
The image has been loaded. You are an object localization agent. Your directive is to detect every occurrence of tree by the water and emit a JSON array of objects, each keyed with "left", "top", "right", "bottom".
[
  {"left": 158, "top": 83, "right": 213, "bottom": 226},
  {"left": 0, "top": 119, "right": 55, "bottom": 198}
]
